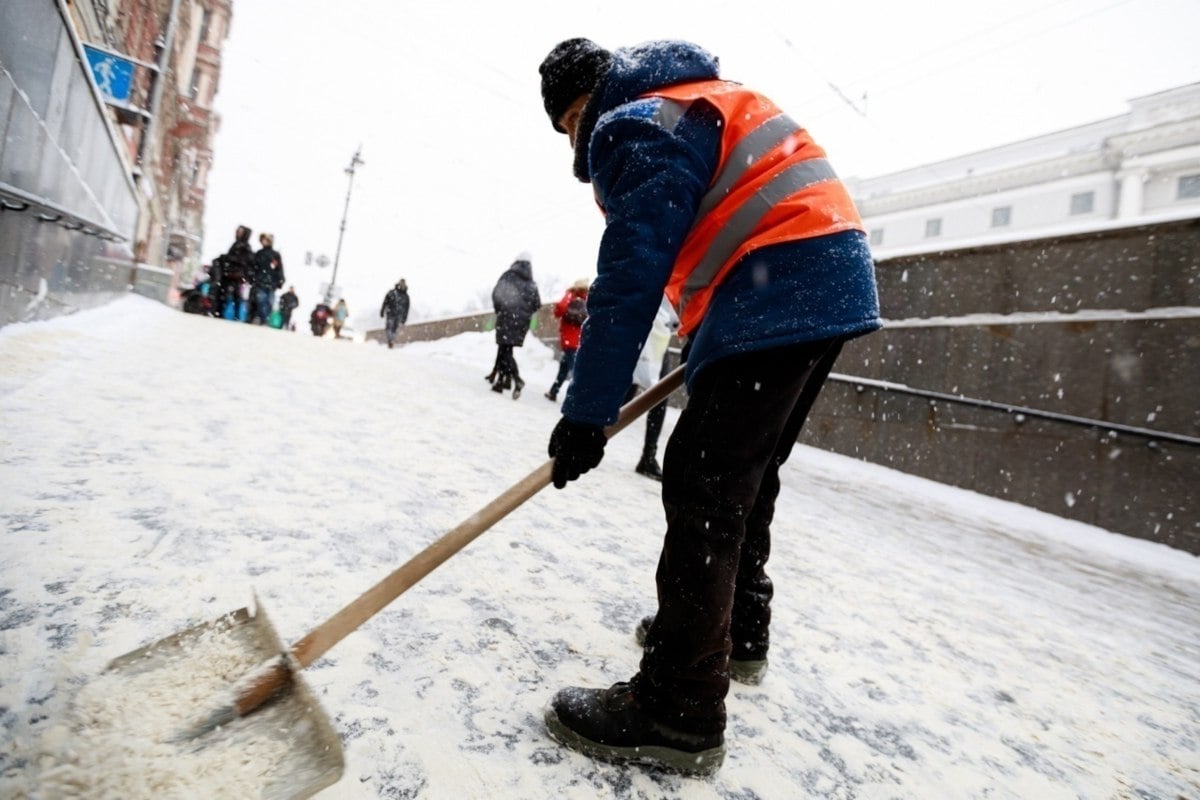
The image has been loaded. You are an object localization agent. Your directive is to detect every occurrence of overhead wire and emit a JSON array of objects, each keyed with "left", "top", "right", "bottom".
[{"left": 783, "top": 0, "right": 1140, "bottom": 181}]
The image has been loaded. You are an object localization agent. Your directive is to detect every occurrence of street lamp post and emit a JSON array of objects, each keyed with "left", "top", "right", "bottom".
[{"left": 326, "top": 146, "right": 364, "bottom": 303}]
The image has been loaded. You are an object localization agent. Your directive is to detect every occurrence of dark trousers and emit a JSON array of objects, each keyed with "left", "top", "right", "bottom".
[
  {"left": 637, "top": 337, "right": 845, "bottom": 734},
  {"left": 643, "top": 398, "right": 666, "bottom": 459},
  {"left": 385, "top": 316, "right": 402, "bottom": 344},
  {"left": 624, "top": 380, "right": 667, "bottom": 460},
  {"left": 551, "top": 348, "right": 577, "bottom": 392},
  {"left": 643, "top": 349, "right": 671, "bottom": 459},
  {"left": 249, "top": 287, "right": 272, "bottom": 324},
  {"left": 493, "top": 344, "right": 520, "bottom": 386}
]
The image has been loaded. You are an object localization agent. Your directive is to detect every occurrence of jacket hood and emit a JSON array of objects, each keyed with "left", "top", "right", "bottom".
[
  {"left": 507, "top": 259, "right": 533, "bottom": 281},
  {"left": 571, "top": 40, "right": 720, "bottom": 182}
]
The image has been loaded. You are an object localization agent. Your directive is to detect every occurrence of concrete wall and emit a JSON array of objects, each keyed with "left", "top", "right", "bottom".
[
  {"left": 364, "top": 304, "right": 557, "bottom": 347},
  {"left": 802, "top": 217, "right": 1200, "bottom": 555}
]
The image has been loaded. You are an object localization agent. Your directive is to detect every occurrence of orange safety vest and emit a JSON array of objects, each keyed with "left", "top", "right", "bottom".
[{"left": 641, "top": 80, "right": 865, "bottom": 335}]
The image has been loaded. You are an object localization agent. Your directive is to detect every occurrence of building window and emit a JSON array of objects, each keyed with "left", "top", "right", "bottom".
[
  {"left": 991, "top": 206, "right": 1011, "bottom": 227},
  {"left": 198, "top": 9, "right": 212, "bottom": 45},
  {"left": 1070, "top": 191, "right": 1095, "bottom": 215},
  {"left": 869, "top": 228, "right": 884, "bottom": 246},
  {"left": 1179, "top": 174, "right": 1200, "bottom": 199},
  {"left": 924, "top": 218, "right": 942, "bottom": 238}
]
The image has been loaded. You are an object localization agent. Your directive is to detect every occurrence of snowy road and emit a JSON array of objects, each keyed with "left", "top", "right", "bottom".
[{"left": 1, "top": 296, "right": 1197, "bottom": 799}]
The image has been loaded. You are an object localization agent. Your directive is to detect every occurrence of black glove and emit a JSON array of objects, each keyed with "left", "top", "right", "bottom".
[{"left": 547, "top": 417, "right": 607, "bottom": 489}]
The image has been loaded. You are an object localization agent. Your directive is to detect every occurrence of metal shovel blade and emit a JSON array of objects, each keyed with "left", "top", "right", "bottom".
[{"left": 105, "top": 601, "right": 344, "bottom": 800}]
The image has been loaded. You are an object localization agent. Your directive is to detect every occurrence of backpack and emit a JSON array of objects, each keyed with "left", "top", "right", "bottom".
[{"left": 563, "top": 296, "right": 587, "bottom": 326}]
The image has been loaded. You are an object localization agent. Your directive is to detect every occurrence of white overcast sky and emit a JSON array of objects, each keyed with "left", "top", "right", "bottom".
[{"left": 199, "top": 0, "right": 1200, "bottom": 323}]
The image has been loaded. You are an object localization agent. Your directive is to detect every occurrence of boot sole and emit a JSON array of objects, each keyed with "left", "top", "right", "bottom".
[{"left": 544, "top": 706, "right": 725, "bottom": 777}]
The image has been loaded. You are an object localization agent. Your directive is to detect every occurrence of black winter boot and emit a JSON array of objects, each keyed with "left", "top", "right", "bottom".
[
  {"left": 512, "top": 377, "right": 525, "bottom": 400},
  {"left": 635, "top": 454, "right": 663, "bottom": 481},
  {"left": 635, "top": 615, "right": 768, "bottom": 685},
  {"left": 544, "top": 680, "right": 725, "bottom": 776}
]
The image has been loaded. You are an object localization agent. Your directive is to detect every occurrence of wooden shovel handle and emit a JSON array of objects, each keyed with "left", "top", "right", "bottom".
[{"left": 289, "top": 365, "right": 686, "bottom": 668}]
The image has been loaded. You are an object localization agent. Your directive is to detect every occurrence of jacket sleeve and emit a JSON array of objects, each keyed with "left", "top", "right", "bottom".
[
  {"left": 527, "top": 284, "right": 542, "bottom": 317},
  {"left": 561, "top": 111, "right": 711, "bottom": 427}
]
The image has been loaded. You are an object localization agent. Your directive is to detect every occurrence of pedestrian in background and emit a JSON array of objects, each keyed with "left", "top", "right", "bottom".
[
  {"left": 249, "top": 233, "right": 283, "bottom": 324},
  {"left": 538, "top": 37, "right": 881, "bottom": 775},
  {"left": 218, "top": 225, "right": 254, "bottom": 321},
  {"left": 380, "top": 279, "right": 411, "bottom": 349},
  {"left": 545, "top": 279, "right": 589, "bottom": 402},
  {"left": 310, "top": 302, "right": 332, "bottom": 337},
  {"left": 487, "top": 252, "right": 541, "bottom": 399},
  {"left": 279, "top": 286, "right": 299, "bottom": 330},
  {"left": 332, "top": 298, "right": 349, "bottom": 339},
  {"left": 625, "top": 296, "right": 679, "bottom": 481}
]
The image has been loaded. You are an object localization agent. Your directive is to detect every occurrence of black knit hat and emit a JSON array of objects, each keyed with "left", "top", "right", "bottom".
[{"left": 539, "top": 38, "right": 613, "bottom": 132}]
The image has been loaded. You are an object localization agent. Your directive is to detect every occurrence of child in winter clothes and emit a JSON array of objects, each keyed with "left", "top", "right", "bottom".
[
  {"left": 545, "top": 279, "right": 590, "bottom": 401},
  {"left": 332, "top": 298, "right": 349, "bottom": 338}
]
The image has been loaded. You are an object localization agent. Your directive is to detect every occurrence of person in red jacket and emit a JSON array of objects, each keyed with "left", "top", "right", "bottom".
[{"left": 545, "top": 280, "right": 589, "bottom": 402}]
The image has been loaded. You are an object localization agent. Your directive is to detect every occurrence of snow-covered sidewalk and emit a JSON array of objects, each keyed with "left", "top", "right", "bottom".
[{"left": 1, "top": 296, "right": 1197, "bottom": 798}]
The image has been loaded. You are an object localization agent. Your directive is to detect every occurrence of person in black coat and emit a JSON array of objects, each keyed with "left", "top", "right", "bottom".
[
  {"left": 487, "top": 253, "right": 541, "bottom": 399},
  {"left": 379, "top": 279, "right": 411, "bottom": 348},
  {"left": 217, "top": 225, "right": 254, "bottom": 320},
  {"left": 249, "top": 233, "right": 284, "bottom": 324},
  {"left": 310, "top": 302, "right": 332, "bottom": 336},
  {"left": 278, "top": 286, "right": 299, "bottom": 330}
]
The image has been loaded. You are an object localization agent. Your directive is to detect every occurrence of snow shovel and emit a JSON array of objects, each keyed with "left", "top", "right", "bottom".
[{"left": 110, "top": 365, "right": 685, "bottom": 792}]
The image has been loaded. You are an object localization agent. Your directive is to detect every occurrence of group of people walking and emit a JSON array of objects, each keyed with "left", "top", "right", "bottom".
[
  {"left": 482, "top": 253, "right": 674, "bottom": 482},
  {"left": 212, "top": 226, "right": 297, "bottom": 328},
  {"left": 189, "top": 225, "right": 298, "bottom": 330},
  {"left": 309, "top": 297, "right": 349, "bottom": 338},
  {"left": 309, "top": 277, "right": 410, "bottom": 343}
]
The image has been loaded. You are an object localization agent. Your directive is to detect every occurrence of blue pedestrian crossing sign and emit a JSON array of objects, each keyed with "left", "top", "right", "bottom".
[{"left": 83, "top": 45, "right": 135, "bottom": 104}]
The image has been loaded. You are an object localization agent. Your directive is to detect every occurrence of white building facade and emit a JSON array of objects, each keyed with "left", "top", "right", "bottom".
[{"left": 847, "top": 82, "right": 1200, "bottom": 256}]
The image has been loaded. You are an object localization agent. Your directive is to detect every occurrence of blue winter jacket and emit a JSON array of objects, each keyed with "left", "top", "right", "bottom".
[{"left": 561, "top": 40, "right": 881, "bottom": 427}]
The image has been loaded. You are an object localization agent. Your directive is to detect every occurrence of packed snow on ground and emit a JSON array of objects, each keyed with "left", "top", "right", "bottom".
[{"left": 0, "top": 295, "right": 1197, "bottom": 799}]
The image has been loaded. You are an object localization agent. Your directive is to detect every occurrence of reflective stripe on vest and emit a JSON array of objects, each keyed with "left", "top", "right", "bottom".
[
  {"left": 686, "top": 154, "right": 838, "bottom": 295},
  {"left": 644, "top": 80, "right": 864, "bottom": 334}
]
